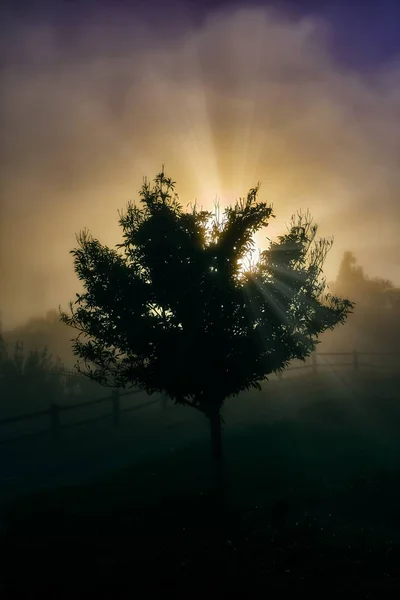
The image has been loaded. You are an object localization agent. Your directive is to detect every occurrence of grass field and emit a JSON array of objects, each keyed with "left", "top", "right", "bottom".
[{"left": 1, "top": 370, "right": 400, "bottom": 597}]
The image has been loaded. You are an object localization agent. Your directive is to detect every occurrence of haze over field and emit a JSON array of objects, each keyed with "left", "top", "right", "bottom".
[{"left": 1, "top": 2, "right": 399, "bottom": 330}]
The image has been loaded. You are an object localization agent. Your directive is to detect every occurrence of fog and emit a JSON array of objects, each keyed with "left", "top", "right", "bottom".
[{"left": 1, "top": 3, "right": 399, "bottom": 330}]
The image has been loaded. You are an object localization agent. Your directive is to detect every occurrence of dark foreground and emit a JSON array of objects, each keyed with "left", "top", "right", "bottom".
[{"left": 1, "top": 373, "right": 400, "bottom": 598}]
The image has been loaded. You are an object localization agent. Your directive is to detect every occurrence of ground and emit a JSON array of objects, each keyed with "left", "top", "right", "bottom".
[{"left": 1, "top": 369, "right": 400, "bottom": 597}]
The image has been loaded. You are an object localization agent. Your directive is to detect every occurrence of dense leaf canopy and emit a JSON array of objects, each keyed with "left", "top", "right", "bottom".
[{"left": 60, "top": 170, "right": 354, "bottom": 416}]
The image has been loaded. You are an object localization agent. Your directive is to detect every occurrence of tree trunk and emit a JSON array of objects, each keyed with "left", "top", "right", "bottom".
[
  {"left": 208, "top": 410, "right": 225, "bottom": 520},
  {"left": 209, "top": 411, "right": 224, "bottom": 486}
]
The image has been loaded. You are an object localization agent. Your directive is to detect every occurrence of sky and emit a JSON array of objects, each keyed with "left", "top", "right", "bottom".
[{"left": 1, "top": 0, "right": 400, "bottom": 330}]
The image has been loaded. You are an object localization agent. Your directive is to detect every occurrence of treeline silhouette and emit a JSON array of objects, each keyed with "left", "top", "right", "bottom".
[
  {"left": 2, "top": 255, "right": 397, "bottom": 397},
  {"left": 1, "top": 255, "right": 398, "bottom": 417},
  {"left": 1, "top": 310, "right": 79, "bottom": 368},
  {"left": 0, "top": 335, "right": 66, "bottom": 416},
  {"left": 0, "top": 317, "right": 104, "bottom": 418},
  {"left": 323, "top": 251, "right": 400, "bottom": 353}
]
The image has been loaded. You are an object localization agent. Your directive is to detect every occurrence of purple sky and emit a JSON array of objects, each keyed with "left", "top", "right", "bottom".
[{"left": 1, "top": 0, "right": 400, "bottom": 70}]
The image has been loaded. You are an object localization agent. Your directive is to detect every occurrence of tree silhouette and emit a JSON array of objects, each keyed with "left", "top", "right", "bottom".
[
  {"left": 333, "top": 251, "right": 394, "bottom": 310},
  {"left": 3, "top": 310, "right": 78, "bottom": 368},
  {"left": 0, "top": 335, "right": 64, "bottom": 414},
  {"left": 328, "top": 251, "right": 398, "bottom": 352},
  {"left": 60, "top": 169, "right": 354, "bottom": 498}
]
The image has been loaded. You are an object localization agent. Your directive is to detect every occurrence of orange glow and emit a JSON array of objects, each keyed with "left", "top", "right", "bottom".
[{"left": 1, "top": 6, "right": 399, "bottom": 329}]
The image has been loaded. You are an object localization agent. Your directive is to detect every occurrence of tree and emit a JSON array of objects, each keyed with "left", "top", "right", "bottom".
[
  {"left": 3, "top": 310, "right": 78, "bottom": 368},
  {"left": 384, "top": 287, "right": 400, "bottom": 312},
  {"left": 326, "top": 251, "right": 398, "bottom": 352},
  {"left": 333, "top": 251, "right": 394, "bottom": 310},
  {"left": 0, "top": 335, "right": 65, "bottom": 414},
  {"left": 60, "top": 169, "right": 354, "bottom": 501}
]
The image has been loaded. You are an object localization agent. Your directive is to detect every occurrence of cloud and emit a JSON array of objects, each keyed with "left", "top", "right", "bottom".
[{"left": 1, "top": 4, "right": 399, "bottom": 328}]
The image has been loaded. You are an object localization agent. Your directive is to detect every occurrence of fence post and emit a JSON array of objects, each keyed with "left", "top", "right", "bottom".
[
  {"left": 353, "top": 350, "right": 359, "bottom": 373},
  {"left": 50, "top": 403, "right": 61, "bottom": 441},
  {"left": 312, "top": 351, "right": 317, "bottom": 374},
  {"left": 112, "top": 390, "right": 120, "bottom": 426}
]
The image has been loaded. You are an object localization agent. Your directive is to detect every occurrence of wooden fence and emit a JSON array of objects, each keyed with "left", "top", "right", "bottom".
[{"left": 1, "top": 350, "right": 399, "bottom": 445}]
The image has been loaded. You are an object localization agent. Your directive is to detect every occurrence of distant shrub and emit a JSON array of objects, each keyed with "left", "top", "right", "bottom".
[{"left": 0, "top": 335, "right": 65, "bottom": 412}]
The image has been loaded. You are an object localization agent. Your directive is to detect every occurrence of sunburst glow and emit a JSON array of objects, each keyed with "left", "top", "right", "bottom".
[{"left": 1, "top": 6, "right": 399, "bottom": 329}]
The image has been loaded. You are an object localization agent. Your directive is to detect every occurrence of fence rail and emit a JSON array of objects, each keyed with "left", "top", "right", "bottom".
[{"left": 1, "top": 350, "right": 399, "bottom": 444}]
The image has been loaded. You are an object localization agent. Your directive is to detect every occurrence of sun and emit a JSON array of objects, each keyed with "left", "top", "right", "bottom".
[
  {"left": 198, "top": 190, "right": 265, "bottom": 277},
  {"left": 238, "top": 245, "right": 261, "bottom": 274}
]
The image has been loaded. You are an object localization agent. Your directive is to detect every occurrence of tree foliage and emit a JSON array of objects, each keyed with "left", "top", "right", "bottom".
[{"left": 60, "top": 169, "right": 354, "bottom": 419}]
